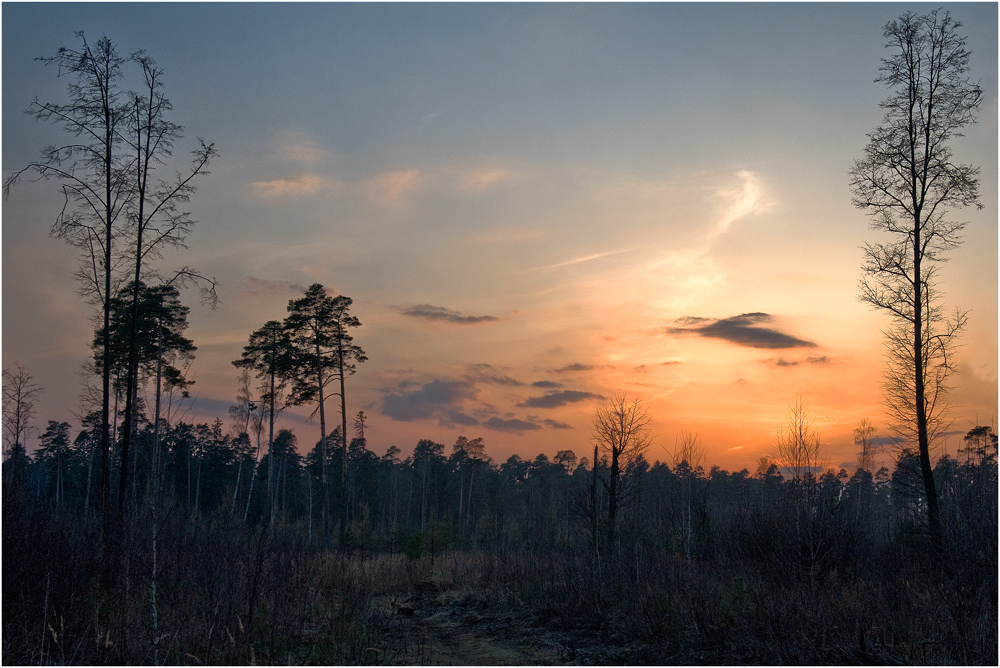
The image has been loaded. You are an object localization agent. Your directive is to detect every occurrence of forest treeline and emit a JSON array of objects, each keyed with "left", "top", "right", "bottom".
[{"left": 3, "top": 409, "right": 997, "bottom": 664}]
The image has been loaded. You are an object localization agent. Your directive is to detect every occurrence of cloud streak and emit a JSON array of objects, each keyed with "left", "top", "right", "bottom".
[
  {"left": 250, "top": 173, "right": 336, "bottom": 198},
  {"left": 669, "top": 313, "right": 817, "bottom": 349},
  {"left": 399, "top": 304, "right": 501, "bottom": 324},
  {"left": 548, "top": 363, "right": 595, "bottom": 374},
  {"left": 483, "top": 417, "right": 542, "bottom": 433},
  {"left": 518, "top": 390, "right": 605, "bottom": 409}
]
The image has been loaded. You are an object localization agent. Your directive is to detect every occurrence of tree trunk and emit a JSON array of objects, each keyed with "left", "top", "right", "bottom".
[{"left": 912, "top": 227, "right": 942, "bottom": 552}]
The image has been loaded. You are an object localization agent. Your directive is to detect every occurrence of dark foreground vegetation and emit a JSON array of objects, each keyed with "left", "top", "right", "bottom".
[{"left": 3, "top": 421, "right": 997, "bottom": 665}]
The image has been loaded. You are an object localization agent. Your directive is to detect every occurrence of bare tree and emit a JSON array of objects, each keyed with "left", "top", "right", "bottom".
[
  {"left": 854, "top": 418, "right": 880, "bottom": 472},
  {"left": 849, "top": 9, "right": 982, "bottom": 550},
  {"left": 591, "top": 393, "right": 652, "bottom": 549},
  {"left": 671, "top": 430, "right": 704, "bottom": 562},
  {"left": 2, "top": 364, "right": 44, "bottom": 488},
  {"left": 775, "top": 397, "right": 823, "bottom": 482},
  {"left": 5, "top": 34, "right": 131, "bottom": 514},
  {"left": 115, "top": 50, "right": 215, "bottom": 512}
]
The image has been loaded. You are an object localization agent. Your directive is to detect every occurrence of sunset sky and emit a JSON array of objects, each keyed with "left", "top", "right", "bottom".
[{"left": 3, "top": 2, "right": 997, "bottom": 472}]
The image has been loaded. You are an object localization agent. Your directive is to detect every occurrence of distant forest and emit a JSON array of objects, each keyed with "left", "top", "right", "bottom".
[{"left": 3, "top": 398, "right": 998, "bottom": 663}]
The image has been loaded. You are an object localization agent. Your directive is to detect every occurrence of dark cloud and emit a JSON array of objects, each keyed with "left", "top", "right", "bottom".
[
  {"left": 381, "top": 379, "right": 478, "bottom": 425},
  {"left": 466, "top": 363, "right": 523, "bottom": 386},
  {"left": 868, "top": 435, "right": 904, "bottom": 447},
  {"left": 399, "top": 304, "right": 500, "bottom": 324},
  {"left": 532, "top": 380, "right": 562, "bottom": 389},
  {"left": 548, "top": 363, "right": 594, "bottom": 374},
  {"left": 668, "top": 312, "right": 817, "bottom": 349},
  {"left": 807, "top": 355, "right": 831, "bottom": 365},
  {"left": 484, "top": 417, "right": 542, "bottom": 433},
  {"left": 519, "top": 390, "right": 605, "bottom": 408},
  {"left": 242, "top": 276, "right": 309, "bottom": 297},
  {"left": 542, "top": 419, "right": 573, "bottom": 430}
]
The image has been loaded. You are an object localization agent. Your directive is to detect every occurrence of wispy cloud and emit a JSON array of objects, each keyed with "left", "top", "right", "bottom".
[
  {"left": 668, "top": 313, "right": 817, "bottom": 349},
  {"left": 250, "top": 173, "right": 337, "bottom": 198},
  {"left": 711, "top": 169, "right": 766, "bottom": 239},
  {"left": 241, "top": 276, "right": 308, "bottom": 297},
  {"left": 761, "top": 354, "right": 831, "bottom": 367},
  {"left": 364, "top": 169, "right": 423, "bottom": 203},
  {"left": 399, "top": 304, "right": 501, "bottom": 325},
  {"left": 548, "top": 363, "right": 595, "bottom": 374},
  {"left": 273, "top": 135, "right": 329, "bottom": 167},
  {"left": 518, "top": 390, "right": 605, "bottom": 409},
  {"left": 457, "top": 168, "right": 515, "bottom": 192},
  {"left": 466, "top": 363, "right": 524, "bottom": 387},
  {"left": 535, "top": 248, "right": 636, "bottom": 272}
]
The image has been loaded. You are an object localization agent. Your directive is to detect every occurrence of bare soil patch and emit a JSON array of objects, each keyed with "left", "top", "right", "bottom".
[{"left": 367, "top": 580, "right": 660, "bottom": 666}]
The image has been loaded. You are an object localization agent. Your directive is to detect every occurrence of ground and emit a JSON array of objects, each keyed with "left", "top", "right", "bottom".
[{"left": 367, "top": 580, "right": 661, "bottom": 666}]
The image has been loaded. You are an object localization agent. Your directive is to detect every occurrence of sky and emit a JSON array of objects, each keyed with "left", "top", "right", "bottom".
[{"left": 3, "top": 2, "right": 997, "bottom": 473}]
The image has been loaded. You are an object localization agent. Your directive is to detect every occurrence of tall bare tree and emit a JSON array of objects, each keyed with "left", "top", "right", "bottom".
[
  {"left": 4, "top": 34, "right": 130, "bottom": 513},
  {"left": 116, "top": 51, "right": 215, "bottom": 512},
  {"left": 849, "top": 9, "right": 982, "bottom": 550},
  {"left": 591, "top": 393, "right": 652, "bottom": 549}
]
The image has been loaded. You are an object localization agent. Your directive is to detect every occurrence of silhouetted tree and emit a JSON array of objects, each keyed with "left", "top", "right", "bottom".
[
  {"left": 36, "top": 421, "right": 73, "bottom": 507},
  {"left": 849, "top": 8, "right": 983, "bottom": 551},
  {"left": 854, "top": 418, "right": 879, "bottom": 471},
  {"left": 115, "top": 49, "right": 215, "bottom": 514},
  {"left": 2, "top": 364, "right": 43, "bottom": 490},
  {"left": 592, "top": 393, "right": 652, "bottom": 549},
  {"left": 775, "top": 397, "right": 822, "bottom": 482},
  {"left": 284, "top": 284, "right": 366, "bottom": 542},
  {"left": 234, "top": 320, "right": 293, "bottom": 525},
  {"left": 4, "top": 35, "right": 131, "bottom": 514}
]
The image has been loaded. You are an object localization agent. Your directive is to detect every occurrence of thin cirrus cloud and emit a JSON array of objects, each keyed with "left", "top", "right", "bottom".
[
  {"left": 710, "top": 170, "right": 766, "bottom": 240},
  {"left": 399, "top": 304, "right": 501, "bottom": 324},
  {"left": 249, "top": 169, "right": 421, "bottom": 202},
  {"left": 250, "top": 173, "right": 336, "bottom": 198},
  {"left": 363, "top": 169, "right": 423, "bottom": 203},
  {"left": 668, "top": 312, "right": 817, "bottom": 349},
  {"left": 518, "top": 390, "right": 605, "bottom": 409}
]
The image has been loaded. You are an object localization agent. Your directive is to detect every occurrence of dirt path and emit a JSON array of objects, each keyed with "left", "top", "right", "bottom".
[{"left": 372, "top": 582, "right": 565, "bottom": 665}]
